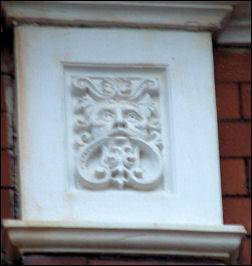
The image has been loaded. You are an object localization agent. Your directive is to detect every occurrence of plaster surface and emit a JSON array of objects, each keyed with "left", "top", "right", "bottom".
[{"left": 14, "top": 26, "right": 223, "bottom": 225}]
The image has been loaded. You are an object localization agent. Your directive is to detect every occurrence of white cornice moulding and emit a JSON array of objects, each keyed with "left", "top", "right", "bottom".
[
  {"left": 216, "top": 1, "right": 251, "bottom": 45},
  {"left": 3, "top": 1, "right": 251, "bottom": 44},
  {"left": 2, "top": 1, "right": 233, "bottom": 31},
  {"left": 217, "top": 20, "right": 251, "bottom": 45},
  {"left": 3, "top": 220, "right": 246, "bottom": 265}
]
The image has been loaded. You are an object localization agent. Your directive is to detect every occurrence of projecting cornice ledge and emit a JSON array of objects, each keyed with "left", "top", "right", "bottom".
[
  {"left": 3, "top": 220, "right": 246, "bottom": 265},
  {"left": 2, "top": 1, "right": 233, "bottom": 32}
]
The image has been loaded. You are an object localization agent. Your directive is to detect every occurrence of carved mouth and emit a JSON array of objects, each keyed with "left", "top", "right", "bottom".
[
  {"left": 108, "top": 129, "right": 131, "bottom": 137},
  {"left": 107, "top": 128, "right": 147, "bottom": 140}
]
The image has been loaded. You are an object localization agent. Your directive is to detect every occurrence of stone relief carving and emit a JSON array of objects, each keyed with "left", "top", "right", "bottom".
[{"left": 71, "top": 76, "right": 163, "bottom": 190}]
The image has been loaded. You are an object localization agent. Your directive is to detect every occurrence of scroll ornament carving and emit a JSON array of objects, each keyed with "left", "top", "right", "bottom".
[{"left": 72, "top": 76, "right": 163, "bottom": 190}]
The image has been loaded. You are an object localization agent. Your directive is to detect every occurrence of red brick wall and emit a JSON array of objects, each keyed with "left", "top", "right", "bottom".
[
  {"left": 214, "top": 48, "right": 251, "bottom": 265},
  {"left": 1, "top": 27, "right": 17, "bottom": 265},
  {"left": 1, "top": 27, "right": 251, "bottom": 265}
]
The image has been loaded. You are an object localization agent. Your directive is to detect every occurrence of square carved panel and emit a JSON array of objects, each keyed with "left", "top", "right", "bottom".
[
  {"left": 65, "top": 65, "right": 168, "bottom": 191},
  {"left": 13, "top": 26, "right": 223, "bottom": 225}
]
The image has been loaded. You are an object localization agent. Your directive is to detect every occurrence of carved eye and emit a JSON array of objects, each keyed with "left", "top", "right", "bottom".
[
  {"left": 126, "top": 111, "right": 141, "bottom": 123},
  {"left": 100, "top": 110, "right": 114, "bottom": 121}
]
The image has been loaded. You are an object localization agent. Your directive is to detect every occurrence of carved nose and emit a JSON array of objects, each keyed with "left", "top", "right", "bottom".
[
  {"left": 113, "top": 121, "right": 126, "bottom": 128},
  {"left": 113, "top": 109, "right": 126, "bottom": 128}
]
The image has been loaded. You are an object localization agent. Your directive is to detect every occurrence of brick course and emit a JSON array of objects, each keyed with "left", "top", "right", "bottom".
[
  {"left": 218, "top": 122, "right": 251, "bottom": 157},
  {"left": 241, "top": 238, "right": 252, "bottom": 265},
  {"left": 22, "top": 256, "right": 224, "bottom": 265},
  {"left": 1, "top": 189, "right": 13, "bottom": 220},
  {"left": 214, "top": 49, "right": 251, "bottom": 82},
  {"left": 248, "top": 159, "right": 251, "bottom": 193},
  {"left": 88, "top": 260, "right": 161, "bottom": 265},
  {"left": 1, "top": 228, "right": 5, "bottom": 254},
  {"left": 1, "top": 112, "right": 11, "bottom": 149},
  {"left": 22, "top": 256, "right": 88, "bottom": 265},
  {"left": 215, "top": 84, "right": 240, "bottom": 119},
  {"left": 1, "top": 77, "right": 7, "bottom": 111},
  {"left": 1, "top": 29, "right": 14, "bottom": 74},
  {"left": 1, "top": 27, "right": 16, "bottom": 266},
  {"left": 1, "top": 150, "right": 11, "bottom": 187},
  {"left": 241, "top": 83, "right": 251, "bottom": 119},
  {"left": 220, "top": 159, "right": 247, "bottom": 195},
  {"left": 223, "top": 198, "right": 251, "bottom": 235}
]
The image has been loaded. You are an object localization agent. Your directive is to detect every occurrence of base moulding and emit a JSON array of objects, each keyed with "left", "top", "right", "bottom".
[{"left": 3, "top": 220, "right": 246, "bottom": 265}]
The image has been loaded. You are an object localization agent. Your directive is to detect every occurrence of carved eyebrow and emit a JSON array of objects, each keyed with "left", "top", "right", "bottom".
[
  {"left": 124, "top": 109, "right": 143, "bottom": 115},
  {"left": 125, "top": 110, "right": 139, "bottom": 113}
]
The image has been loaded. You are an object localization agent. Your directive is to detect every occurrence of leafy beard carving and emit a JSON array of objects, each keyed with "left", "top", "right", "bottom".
[{"left": 72, "top": 77, "right": 163, "bottom": 190}]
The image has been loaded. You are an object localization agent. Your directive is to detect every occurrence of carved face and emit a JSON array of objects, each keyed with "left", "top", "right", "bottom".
[
  {"left": 72, "top": 76, "right": 163, "bottom": 190},
  {"left": 87, "top": 102, "right": 149, "bottom": 139}
]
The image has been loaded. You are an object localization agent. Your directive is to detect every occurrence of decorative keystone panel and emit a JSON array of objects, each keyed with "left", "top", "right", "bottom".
[{"left": 66, "top": 67, "right": 166, "bottom": 191}]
